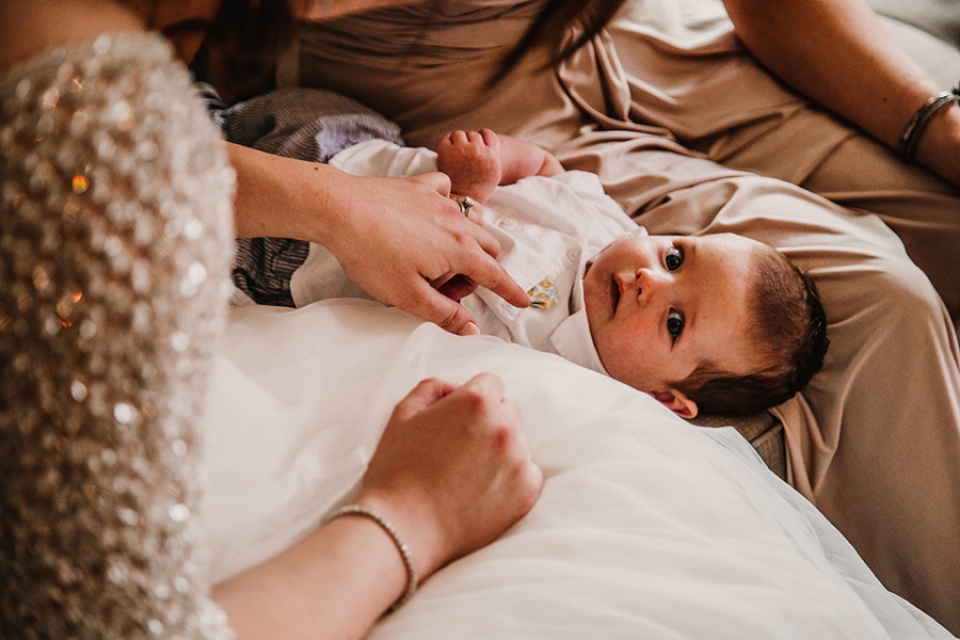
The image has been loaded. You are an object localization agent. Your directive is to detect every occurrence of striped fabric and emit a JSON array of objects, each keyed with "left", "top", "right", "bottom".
[{"left": 212, "top": 87, "right": 404, "bottom": 306}]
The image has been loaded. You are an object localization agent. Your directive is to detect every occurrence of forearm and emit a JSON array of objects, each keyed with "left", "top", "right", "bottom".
[
  {"left": 229, "top": 141, "right": 347, "bottom": 243},
  {"left": 212, "top": 515, "right": 409, "bottom": 640},
  {"left": 498, "top": 134, "right": 564, "bottom": 184},
  {"left": 724, "top": 0, "right": 960, "bottom": 183}
]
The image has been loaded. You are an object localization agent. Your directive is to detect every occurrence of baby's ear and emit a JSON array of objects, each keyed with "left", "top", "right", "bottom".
[{"left": 651, "top": 390, "right": 698, "bottom": 419}]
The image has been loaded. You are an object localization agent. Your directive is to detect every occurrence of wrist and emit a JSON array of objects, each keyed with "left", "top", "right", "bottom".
[
  {"left": 298, "top": 165, "right": 368, "bottom": 250},
  {"left": 355, "top": 491, "right": 449, "bottom": 581},
  {"left": 229, "top": 142, "right": 359, "bottom": 245},
  {"left": 324, "top": 504, "right": 419, "bottom": 612},
  {"left": 214, "top": 503, "right": 413, "bottom": 636},
  {"left": 906, "top": 93, "right": 960, "bottom": 187}
]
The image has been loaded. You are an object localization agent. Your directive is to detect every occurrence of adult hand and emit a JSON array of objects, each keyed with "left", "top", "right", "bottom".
[
  {"left": 229, "top": 144, "right": 530, "bottom": 336},
  {"left": 214, "top": 374, "right": 542, "bottom": 639},
  {"left": 358, "top": 374, "right": 544, "bottom": 579},
  {"left": 323, "top": 171, "right": 530, "bottom": 335}
]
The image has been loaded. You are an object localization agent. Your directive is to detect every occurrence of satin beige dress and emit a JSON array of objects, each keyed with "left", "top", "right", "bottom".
[{"left": 292, "top": 0, "right": 960, "bottom": 632}]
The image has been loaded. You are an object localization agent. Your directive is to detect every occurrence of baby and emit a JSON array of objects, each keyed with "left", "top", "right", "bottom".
[{"left": 284, "top": 129, "right": 828, "bottom": 418}]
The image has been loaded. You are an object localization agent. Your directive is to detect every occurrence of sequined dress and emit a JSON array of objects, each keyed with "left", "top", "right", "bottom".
[{"left": 1, "top": 33, "right": 236, "bottom": 639}]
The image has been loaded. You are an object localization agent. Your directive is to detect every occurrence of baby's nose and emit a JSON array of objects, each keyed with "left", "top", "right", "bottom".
[{"left": 636, "top": 268, "right": 669, "bottom": 300}]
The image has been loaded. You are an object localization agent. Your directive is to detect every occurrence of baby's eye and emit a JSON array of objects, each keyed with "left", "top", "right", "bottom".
[
  {"left": 667, "top": 309, "right": 685, "bottom": 341},
  {"left": 665, "top": 245, "right": 684, "bottom": 271}
]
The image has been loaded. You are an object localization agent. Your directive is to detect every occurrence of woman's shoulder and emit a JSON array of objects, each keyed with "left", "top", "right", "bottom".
[
  {"left": 1, "top": 31, "right": 175, "bottom": 94},
  {"left": 0, "top": 30, "right": 204, "bottom": 167},
  {"left": 0, "top": 0, "right": 143, "bottom": 71}
]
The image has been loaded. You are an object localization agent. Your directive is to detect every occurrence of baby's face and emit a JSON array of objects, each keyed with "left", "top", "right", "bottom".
[{"left": 583, "top": 233, "right": 761, "bottom": 398}]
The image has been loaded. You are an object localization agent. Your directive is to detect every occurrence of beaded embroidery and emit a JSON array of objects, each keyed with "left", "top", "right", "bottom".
[{"left": 1, "top": 33, "right": 235, "bottom": 638}]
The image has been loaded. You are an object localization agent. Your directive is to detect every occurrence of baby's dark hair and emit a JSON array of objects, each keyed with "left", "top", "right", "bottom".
[{"left": 672, "top": 244, "right": 829, "bottom": 416}]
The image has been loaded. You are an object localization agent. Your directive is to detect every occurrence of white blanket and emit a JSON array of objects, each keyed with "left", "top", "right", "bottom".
[{"left": 200, "top": 299, "right": 953, "bottom": 639}]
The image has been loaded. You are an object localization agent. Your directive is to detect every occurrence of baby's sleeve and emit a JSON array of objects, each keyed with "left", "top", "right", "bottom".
[{"left": 330, "top": 138, "right": 439, "bottom": 178}]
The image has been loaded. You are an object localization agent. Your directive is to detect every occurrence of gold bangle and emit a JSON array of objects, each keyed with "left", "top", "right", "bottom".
[{"left": 324, "top": 504, "right": 419, "bottom": 613}]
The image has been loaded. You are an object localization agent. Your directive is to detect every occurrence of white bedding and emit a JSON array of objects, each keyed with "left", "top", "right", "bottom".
[{"left": 199, "top": 299, "right": 953, "bottom": 639}]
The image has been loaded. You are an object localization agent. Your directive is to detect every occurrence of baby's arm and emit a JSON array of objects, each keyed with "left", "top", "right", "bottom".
[
  {"left": 496, "top": 132, "right": 564, "bottom": 184},
  {"left": 436, "top": 129, "right": 563, "bottom": 204}
]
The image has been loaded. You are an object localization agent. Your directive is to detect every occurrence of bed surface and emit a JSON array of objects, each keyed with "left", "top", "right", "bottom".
[
  {"left": 199, "top": 300, "right": 954, "bottom": 639},
  {"left": 194, "top": 2, "right": 960, "bottom": 634}
]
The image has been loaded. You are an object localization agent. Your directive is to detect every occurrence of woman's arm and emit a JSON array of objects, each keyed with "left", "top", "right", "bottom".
[
  {"left": 723, "top": 0, "right": 960, "bottom": 186},
  {"left": 4, "top": 1, "right": 530, "bottom": 338},
  {"left": 213, "top": 513, "right": 410, "bottom": 640},
  {"left": 0, "top": 0, "right": 141, "bottom": 68},
  {"left": 213, "top": 374, "right": 543, "bottom": 640},
  {"left": 228, "top": 142, "right": 529, "bottom": 336}
]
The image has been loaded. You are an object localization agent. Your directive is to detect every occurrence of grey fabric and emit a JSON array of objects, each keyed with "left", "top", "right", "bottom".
[
  {"left": 867, "top": 0, "right": 960, "bottom": 49},
  {"left": 876, "top": 15, "right": 960, "bottom": 89},
  {"left": 221, "top": 87, "right": 404, "bottom": 163},
  {"left": 220, "top": 87, "right": 404, "bottom": 306}
]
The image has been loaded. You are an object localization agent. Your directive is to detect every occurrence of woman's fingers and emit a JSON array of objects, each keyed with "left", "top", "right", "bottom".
[
  {"left": 410, "top": 170, "right": 452, "bottom": 197},
  {"left": 451, "top": 193, "right": 485, "bottom": 225},
  {"left": 361, "top": 373, "right": 542, "bottom": 578},
  {"left": 459, "top": 370, "right": 507, "bottom": 400},
  {"left": 389, "top": 377, "right": 458, "bottom": 423},
  {"left": 323, "top": 171, "right": 528, "bottom": 334},
  {"left": 432, "top": 273, "right": 480, "bottom": 303},
  {"left": 452, "top": 234, "right": 530, "bottom": 306},
  {"left": 410, "top": 258, "right": 526, "bottom": 336},
  {"left": 464, "top": 202, "right": 484, "bottom": 226},
  {"left": 408, "top": 279, "right": 482, "bottom": 335}
]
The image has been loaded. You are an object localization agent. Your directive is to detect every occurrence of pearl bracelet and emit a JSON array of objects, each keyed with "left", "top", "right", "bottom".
[
  {"left": 897, "top": 86, "right": 960, "bottom": 163},
  {"left": 324, "top": 504, "right": 419, "bottom": 613}
]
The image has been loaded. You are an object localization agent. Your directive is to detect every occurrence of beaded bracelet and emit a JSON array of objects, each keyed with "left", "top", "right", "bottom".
[
  {"left": 897, "top": 85, "right": 960, "bottom": 163},
  {"left": 324, "top": 504, "right": 419, "bottom": 613}
]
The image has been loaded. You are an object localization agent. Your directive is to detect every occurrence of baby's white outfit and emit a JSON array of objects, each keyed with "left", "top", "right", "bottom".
[{"left": 290, "top": 139, "right": 645, "bottom": 375}]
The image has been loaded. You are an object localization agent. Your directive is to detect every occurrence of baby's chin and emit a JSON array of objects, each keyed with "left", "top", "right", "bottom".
[{"left": 592, "top": 346, "right": 638, "bottom": 393}]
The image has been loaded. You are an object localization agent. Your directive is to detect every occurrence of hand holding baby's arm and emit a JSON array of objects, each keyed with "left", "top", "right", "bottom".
[{"left": 214, "top": 374, "right": 542, "bottom": 640}]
